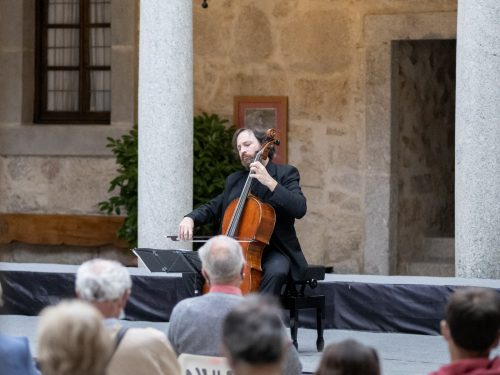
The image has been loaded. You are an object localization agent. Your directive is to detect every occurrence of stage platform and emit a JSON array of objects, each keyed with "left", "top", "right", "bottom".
[{"left": 1, "top": 262, "right": 499, "bottom": 335}]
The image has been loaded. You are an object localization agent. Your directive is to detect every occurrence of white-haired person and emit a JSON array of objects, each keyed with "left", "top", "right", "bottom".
[
  {"left": 168, "top": 235, "right": 302, "bottom": 374},
  {"left": 222, "top": 295, "right": 292, "bottom": 375},
  {"left": 76, "top": 259, "right": 180, "bottom": 375},
  {"left": 37, "top": 300, "right": 112, "bottom": 375},
  {"left": 0, "top": 282, "right": 40, "bottom": 375}
]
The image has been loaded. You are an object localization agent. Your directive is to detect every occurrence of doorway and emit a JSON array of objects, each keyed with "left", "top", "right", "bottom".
[{"left": 392, "top": 40, "right": 456, "bottom": 275}]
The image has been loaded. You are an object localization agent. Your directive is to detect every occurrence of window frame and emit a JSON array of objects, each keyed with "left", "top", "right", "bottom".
[{"left": 34, "top": 0, "right": 111, "bottom": 124}]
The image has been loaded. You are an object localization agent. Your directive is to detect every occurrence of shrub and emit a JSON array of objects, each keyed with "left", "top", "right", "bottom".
[{"left": 99, "top": 114, "right": 241, "bottom": 246}]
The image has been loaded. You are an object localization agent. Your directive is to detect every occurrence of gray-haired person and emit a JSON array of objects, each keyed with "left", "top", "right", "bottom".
[
  {"left": 76, "top": 259, "right": 180, "bottom": 375},
  {"left": 222, "top": 295, "right": 292, "bottom": 375},
  {"left": 168, "top": 235, "right": 302, "bottom": 374}
]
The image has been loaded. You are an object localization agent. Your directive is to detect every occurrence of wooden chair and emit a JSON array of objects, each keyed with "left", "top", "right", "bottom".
[{"left": 280, "top": 265, "right": 326, "bottom": 352}]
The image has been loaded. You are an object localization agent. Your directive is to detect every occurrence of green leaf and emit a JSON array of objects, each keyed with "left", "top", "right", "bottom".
[
  {"left": 192, "top": 114, "right": 241, "bottom": 236},
  {"left": 98, "top": 115, "right": 241, "bottom": 247}
]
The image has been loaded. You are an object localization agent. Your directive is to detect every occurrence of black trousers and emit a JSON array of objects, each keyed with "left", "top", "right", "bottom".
[{"left": 259, "top": 250, "right": 290, "bottom": 296}]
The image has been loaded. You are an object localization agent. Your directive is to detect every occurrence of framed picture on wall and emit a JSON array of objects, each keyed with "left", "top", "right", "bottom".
[{"left": 233, "top": 96, "right": 288, "bottom": 164}]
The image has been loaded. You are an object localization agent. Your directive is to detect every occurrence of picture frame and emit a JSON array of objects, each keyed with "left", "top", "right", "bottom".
[{"left": 233, "top": 96, "right": 288, "bottom": 164}]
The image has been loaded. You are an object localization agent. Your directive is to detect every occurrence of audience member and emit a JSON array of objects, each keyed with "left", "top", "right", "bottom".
[
  {"left": 429, "top": 287, "right": 500, "bottom": 375},
  {"left": 168, "top": 235, "right": 302, "bottom": 374},
  {"left": 37, "top": 300, "right": 112, "bottom": 375},
  {"left": 76, "top": 258, "right": 180, "bottom": 375},
  {"left": 0, "top": 282, "right": 40, "bottom": 375},
  {"left": 222, "top": 295, "right": 290, "bottom": 375},
  {"left": 315, "top": 339, "right": 380, "bottom": 375}
]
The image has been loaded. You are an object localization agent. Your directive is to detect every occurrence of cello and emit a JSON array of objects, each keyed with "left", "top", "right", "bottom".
[{"left": 221, "top": 128, "right": 280, "bottom": 294}]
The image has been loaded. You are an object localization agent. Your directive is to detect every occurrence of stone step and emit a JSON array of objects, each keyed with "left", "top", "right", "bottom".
[
  {"left": 418, "top": 237, "right": 455, "bottom": 261},
  {"left": 403, "top": 260, "right": 455, "bottom": 277}
]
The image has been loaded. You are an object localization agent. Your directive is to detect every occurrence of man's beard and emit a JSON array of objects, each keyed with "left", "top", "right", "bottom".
[{"left": 241, "top": 154, "right": 256, "bottom": 170}]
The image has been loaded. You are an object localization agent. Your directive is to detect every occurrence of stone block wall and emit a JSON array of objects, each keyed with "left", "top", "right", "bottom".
[
  {"left": 0, "top": 0, "right": 138, "bottom": 264},
  {"left": 0, "top": 0, "right": 138, "bottom": 214},
  {"left": 193, "top": 0, "right": 457, "bottom": 272},
  {"left": 0, "top": 0, "right": 459, "bottom": 273},
  {"left": 0, "top": 156, "right": 117, "bottom": 214}
]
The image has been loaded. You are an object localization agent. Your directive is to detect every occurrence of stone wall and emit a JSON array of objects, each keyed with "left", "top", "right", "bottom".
[
  {"left": 0, "top": 0, "right": 138, "bottom": 264},
  {"left": 0, "top": 0, "right": 137, "bottom": 212},
  {"left": 0, "top": 155, "right": 127, "bottom": 263},
  {"left": 0, "top": 243, "right": 135, "bottom": 265},
  {"left": 394, "top": 40, "right": 456, "bottom": 274},
  {"left": 0, "top": 156, "right": 116, "bottom": 214},
  {"left": 0, "top": 0, "right": 459, "bottom": 272},
  {"left": 193, "top": 0, "right": 457, "bottom": 272}
]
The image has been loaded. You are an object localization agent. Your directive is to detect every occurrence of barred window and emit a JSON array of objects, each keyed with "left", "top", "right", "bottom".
[{"left": 35, "top": 0, "right": 111, "bottom": 124}]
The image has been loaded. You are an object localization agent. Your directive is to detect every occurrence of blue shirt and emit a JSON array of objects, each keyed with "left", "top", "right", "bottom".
[{"left": 0, "top": 333, "right": 40, "bottom": 375}]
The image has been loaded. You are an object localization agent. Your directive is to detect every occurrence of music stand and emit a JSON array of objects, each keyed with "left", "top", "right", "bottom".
[{"left": 133, "top": 248, "right": 203, "bottom": 295}]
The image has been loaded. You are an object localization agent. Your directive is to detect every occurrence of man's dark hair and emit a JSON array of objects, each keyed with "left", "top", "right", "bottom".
[
  {"left": 446, "top": 287, "right": 500, "bottom": 352},
  {"left": 231, "top": 128, "right": 276, "bottom": 161},
  {"left": 222, "top": 295, "right": 285, "bottom": 366},
  {"left": 316, "top": 339, "right": 380, "bottom": 375}
]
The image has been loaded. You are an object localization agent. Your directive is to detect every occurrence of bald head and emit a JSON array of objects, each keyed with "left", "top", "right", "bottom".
[{"left": 198, "top": 235, "right": 245, "bottom": 285}]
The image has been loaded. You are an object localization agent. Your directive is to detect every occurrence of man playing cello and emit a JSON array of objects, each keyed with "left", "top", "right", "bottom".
[{"left": 177, "top": 128, "right": 308, "bottom": 295}]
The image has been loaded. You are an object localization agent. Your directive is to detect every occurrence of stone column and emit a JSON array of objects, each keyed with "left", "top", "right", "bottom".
[
  {"left": 455, "top": 0, "right": 500, "bottom": 278},
  {"left": 138, "top": 1, "right": 193, "bottom": 249}
]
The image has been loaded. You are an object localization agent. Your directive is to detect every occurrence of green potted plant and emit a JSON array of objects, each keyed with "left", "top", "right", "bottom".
[
  {"left": 99, "top": 114, "right": 241, "bottom": 247},
  {"left": 99, "top": 125, "right": 138, "bottom": 247},
  {"left": 192, "top": 113, "right": 241, "bottom": 236}
]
